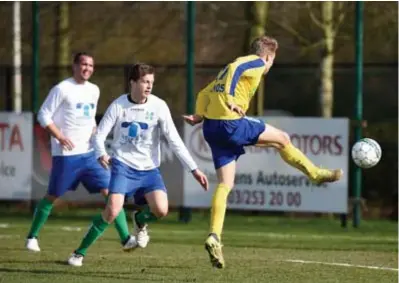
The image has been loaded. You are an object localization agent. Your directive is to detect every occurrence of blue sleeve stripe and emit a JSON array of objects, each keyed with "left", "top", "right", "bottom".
[
  {"left": 217, "top": 66, "right": 229, "bottom": 80},
  {"left": 229, "top": 58, "right": 265, "bottom": 96}
]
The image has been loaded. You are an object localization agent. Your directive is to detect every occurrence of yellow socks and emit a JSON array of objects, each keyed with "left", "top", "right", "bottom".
[
  {"left": 279, "top": 143, "right": 318, "bottom": 180},
  {"left": 209, "top": 183, "right": 232, "bottom": 240}
]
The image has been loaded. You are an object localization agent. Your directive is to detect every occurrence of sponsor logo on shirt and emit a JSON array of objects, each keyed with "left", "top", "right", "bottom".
[
  {"left": 120, "top": 121, "right": 149, "bottom": 145},
  {"left": 76, "top": 103, "right": 95, "bottom": 119}
]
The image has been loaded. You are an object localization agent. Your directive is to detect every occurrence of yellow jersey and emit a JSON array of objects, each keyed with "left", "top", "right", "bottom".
[{"left": 195, "top": 55, "right": 266, "bottom": 120}]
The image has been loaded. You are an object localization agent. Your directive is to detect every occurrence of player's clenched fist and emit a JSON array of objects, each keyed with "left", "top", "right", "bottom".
[
  {"left": 98, "top": 154, "right": 111, "bottom": 169},
  {"left": 182, "top": 114, "right": 203, "bottom": 126},
  {"left": 226, "top": 101, "right": 245, "bottom": 117}
]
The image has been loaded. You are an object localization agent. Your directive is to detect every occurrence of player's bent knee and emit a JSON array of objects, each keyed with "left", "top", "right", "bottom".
[
  {"left": 104, "top": 205, "right": 122, "bottom": 223},
  {"left": 270, "top": 130, "right": 290, "bottom": 148},
  {"left": 152, "top": 206, "right": 168, "bottom": 218},
  {"left": 258, "top": 126, "right": 291, "bottom": 149},
  {"left": 281, "top": 131, "right": 291, "bottom": 146}
]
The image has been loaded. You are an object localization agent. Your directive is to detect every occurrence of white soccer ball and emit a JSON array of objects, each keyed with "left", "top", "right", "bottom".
[{"left": 351, "top": 138, "right": 382, "bottom": 169}]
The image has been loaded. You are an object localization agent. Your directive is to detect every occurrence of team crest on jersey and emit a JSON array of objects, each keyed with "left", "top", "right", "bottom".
[
  {"left": 76, "top": 103, "right": 95, "bottom": 119},
  {"left": 120, "top": 121, "right": 149, "bottom": 145},
  {"left": 145, "top": 111, "right": 154, "bottom": 120}
]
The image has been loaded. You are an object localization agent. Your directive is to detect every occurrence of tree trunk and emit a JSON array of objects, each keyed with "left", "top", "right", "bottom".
[
  {"left": 247, "top": 1, "right": 268, "bottom": 116},
  {"left": 56, "top": 2, "right": 70, "bottom": 81},
  {"left": 320, "top": 1, "right": 334, "bottom": 118},
  {"left": 13, "top": 1, "right": 22, "bottom": 113}
]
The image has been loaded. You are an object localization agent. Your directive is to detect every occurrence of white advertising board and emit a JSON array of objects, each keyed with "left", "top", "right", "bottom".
[
  {"left": 0, "top": 112, "right": 32, "bottom": 200},
  {"left": 183, "top": 117, "right": 349, "bottom": 213}
]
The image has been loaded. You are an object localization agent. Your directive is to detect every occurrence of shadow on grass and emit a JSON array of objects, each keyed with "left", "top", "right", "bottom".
[
  {"left": 0, "top": 258, "right": 197, "bottom": 270},
  {"left": 0, "top": 267, "right": 167, "bottom": 282}
]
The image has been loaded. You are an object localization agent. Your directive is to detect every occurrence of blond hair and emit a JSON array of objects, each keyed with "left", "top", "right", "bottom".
[{"left": 250, "top": 36, "right": 278, "bottom": 56}]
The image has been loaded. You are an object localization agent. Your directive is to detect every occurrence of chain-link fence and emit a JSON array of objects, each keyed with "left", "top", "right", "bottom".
[
  {"left": 1, "top": 64, "right": 397, "bottom": 118},
  {"left": 0, "top": 64, "right": 397, "bottom": 216}
]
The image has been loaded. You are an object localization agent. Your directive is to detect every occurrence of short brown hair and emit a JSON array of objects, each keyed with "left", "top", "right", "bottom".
[
  {"left": 250, "top": 36, "right": 278, "bottom": 56},
  {"left": 73, "top": 52, "right": 93, "bottom": 64},
  {"left": 128, "top": 63, "right": 155, "bottom": 82}
]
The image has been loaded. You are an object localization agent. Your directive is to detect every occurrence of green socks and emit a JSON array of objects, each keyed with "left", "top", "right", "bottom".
[
  {"left": 27, "top": 198, "right": 54, "bottom": 238},
  {"left": 104, "top": 196, "right": 130, "bottom": 243},
  {"left": 113, "top": 208, "right": 130, "bottom": 243},
  {"left": 28, "top": 196, "right": 130, "bottom": 257},
  {"left": 76, "top": 195, "right": 130, "bottom": 257},
  {"left": 75, "top": 214, "right": 110, "bottom": 256},
  {"left": 134, "top": 205, "right": 158, "bottom": 227}
]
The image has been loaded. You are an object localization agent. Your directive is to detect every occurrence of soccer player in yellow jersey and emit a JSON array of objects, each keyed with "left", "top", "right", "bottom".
[{"left": 183, "top": 35, "right": 343, "bottom": 269}]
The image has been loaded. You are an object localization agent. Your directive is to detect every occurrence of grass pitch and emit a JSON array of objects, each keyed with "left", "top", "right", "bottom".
[{"left": 0, "top": 209, "right": 397, "bottom": 283}]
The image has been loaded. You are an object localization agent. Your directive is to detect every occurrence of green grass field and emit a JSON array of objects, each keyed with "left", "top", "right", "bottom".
[{"left": 0, "top": 209, "right": 397, "bottom": 283}]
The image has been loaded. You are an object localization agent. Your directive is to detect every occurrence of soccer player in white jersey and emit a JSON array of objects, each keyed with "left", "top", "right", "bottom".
[
  {"left": 67, "top": 63, "right": 209, "bottom": 267},
  {"left": 25, "top": 52, "right": 136, "bottom": 253}
]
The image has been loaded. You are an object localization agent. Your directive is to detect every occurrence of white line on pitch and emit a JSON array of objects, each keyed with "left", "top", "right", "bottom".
[
  {"left": 284, "top": 259, "right": 398, "bottom": 272},
  {"left": 0, "top": 234, "right": 20, "bottom": 239},
  {"left": 61, "top": 226, "right": 82, "bottom": 231},
  {"left": 4, "top": 225, "right": 397, "bottom": 242}
]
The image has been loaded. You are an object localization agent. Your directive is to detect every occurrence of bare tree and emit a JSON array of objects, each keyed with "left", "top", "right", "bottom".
[
  {"left": 270, "top": 1, "right": 347, "bottom": 118},
  {"left": 308, "top": 2, "right": 345, "bottom": 118},
  {"left": 56, "top": 2, "right": 70, "bottom": 80},
  {"left": 246, "top": 1, "right": 269, "bottom": 116}
]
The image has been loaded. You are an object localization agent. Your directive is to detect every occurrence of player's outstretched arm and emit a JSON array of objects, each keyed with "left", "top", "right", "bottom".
[
  {"left": 195, "top": 91, "right": 209, "bottom": 117},
  {"left": 93, "top": 102, "right": 118, "bottom": 168},
  {"left": 191, "top": 169, "right": 209, "bottom": 191},
  {"left": 160, "top": 101, "right": 208, "bottom": 190},
  {"left": 183, "top": 89, "right": 209, "bottom": 126}
]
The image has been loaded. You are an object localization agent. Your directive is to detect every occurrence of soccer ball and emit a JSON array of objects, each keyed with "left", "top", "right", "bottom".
[{"left": 351, "top": 138, "right": 382, "bottom": 169}]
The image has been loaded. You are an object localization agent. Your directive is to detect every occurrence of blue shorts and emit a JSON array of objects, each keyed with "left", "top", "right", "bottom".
[
  {"left": 109, "top": 158, "right": 166, "bottom": 204},
  {"left": 48, "top": 151, "right": 110, "bottom": 197},
  {"left": 203, "top": 117, "right": 266, "bottom": 169}
]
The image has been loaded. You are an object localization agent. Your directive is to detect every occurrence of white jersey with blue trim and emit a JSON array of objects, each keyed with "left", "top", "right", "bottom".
[
  {"left": 94, "top": 94, "right": 198, "bottom": 172},
  {"left": 37, "top": 78, "right": 99, "bottom": 156}
]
